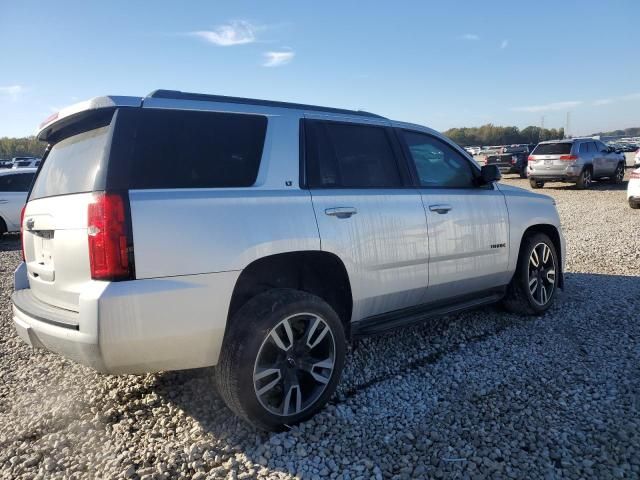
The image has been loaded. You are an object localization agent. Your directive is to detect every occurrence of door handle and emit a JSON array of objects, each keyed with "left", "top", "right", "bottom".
[
  {"left": 325, "top": 207, "right": 357, "bottom": 219},
  {"left": 429, "top": 204, "right": 452, "bottom": 214},
  {"left": 0, "top": 199, "right": 8, "bottom": 204}
]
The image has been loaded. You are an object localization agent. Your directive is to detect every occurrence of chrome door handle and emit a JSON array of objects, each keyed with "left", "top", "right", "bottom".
[
  {"left": 0, "top": 200, "right": 8, "bottom": 204},
  {"left": 325, "top": 207, "right": 357, "bottom": 219},
  {"left": 429, "top": 204, "right": 452, "bottom": 214}
]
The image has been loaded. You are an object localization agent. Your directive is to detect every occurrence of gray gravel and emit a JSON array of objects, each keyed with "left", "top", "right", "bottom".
[{"left": 1, "top": 174, "right": 639, "bottom": 479}]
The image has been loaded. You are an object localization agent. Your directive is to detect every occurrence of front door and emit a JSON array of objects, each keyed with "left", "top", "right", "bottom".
[
  {"left": 398, "top": 129, "right": 510, "bottom": 303},
  {"left": 303, "top": 117, "right": 430, "bottom": 322}
]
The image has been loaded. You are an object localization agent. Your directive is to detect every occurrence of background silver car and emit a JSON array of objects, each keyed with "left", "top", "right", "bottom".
[{"left": 528, "top": 139, "right": 626, "bottom": 189}]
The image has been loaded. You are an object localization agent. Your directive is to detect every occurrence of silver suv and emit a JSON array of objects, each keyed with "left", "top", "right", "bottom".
[
  {"left": 13, "top": 90, "right": 566, "bottom": 430},
  {"left": 528, "top": 139, "right": 626, "bottom": 189}
]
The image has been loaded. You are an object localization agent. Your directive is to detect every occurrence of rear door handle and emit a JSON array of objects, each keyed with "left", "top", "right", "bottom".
[
  {"left": 429, "top": 204, "right": 452, "bottom": 214},
  {"left": 325, "top": 207, "right": 357, "bottom": 219},
  {"left": 0, "top": 200, "right": 8, "bottom": 204}
]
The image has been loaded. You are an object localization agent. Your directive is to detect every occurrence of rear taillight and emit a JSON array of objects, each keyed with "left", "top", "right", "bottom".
[
  {"left": 560, "top": 155, "right": 578, "bottom": 161},
  {"left": 88, "top": 192, "right": 132, "bottom": 281},
  {"left": 528, "top": 155, "right": 535, "bottom": 163},
  {"left": 511, "top": 156, "right": 518, "bottom": 164},
  {"left": 20, "top": 205, "right": 26, "bottom": 260}
]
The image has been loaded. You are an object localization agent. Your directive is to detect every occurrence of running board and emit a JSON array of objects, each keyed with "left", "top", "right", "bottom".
[{"left": 351, "top": 288, "right": 506, "bottom": 338}]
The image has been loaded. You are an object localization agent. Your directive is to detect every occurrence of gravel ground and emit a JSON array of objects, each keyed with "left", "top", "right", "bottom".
[{"left": 1, "top": 175, "right": 639, "bottom": 479}]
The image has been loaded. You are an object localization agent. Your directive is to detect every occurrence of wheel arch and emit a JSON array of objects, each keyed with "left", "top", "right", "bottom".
[
  {"left": 520, "top": 224, "right": 564, "bottom": 289},
  {"left": 227, "top": 251, "right": 354, "bottom": 337},
  {"left": 0, "top": 215, "right": 7, "bottom": 235}
]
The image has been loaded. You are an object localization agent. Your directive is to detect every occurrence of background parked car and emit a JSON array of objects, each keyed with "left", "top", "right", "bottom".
[
  {"left": 635, "top": 148, "right": 640, "bottom": 168},
  {"left": 483, "top": 144, "right": 532, "bottom": 178},
  {"left": 0, "top": 168, "right": 36, "bottom": 235},
  {"left": 11, "top": 157, "right": 41, "bottom": 169},
  {"left": 528, "top": 139, "right": 625, "bottom": 189},
  {"left": 628, "top": 167, "right": 640, "bottom": 209}
]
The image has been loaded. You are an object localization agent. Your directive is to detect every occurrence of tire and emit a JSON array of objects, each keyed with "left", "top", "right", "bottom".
[
  {"left": 519, "top": 164, "right": 528, "bottom": 179},
  {"left": 576, "top": 167, "right": 592, "bottom": 189},
  {"left": 215, "top": 288, "right": 346, "bottom": 431},
  {"left": 529, "top": 178, "right": 544, "bottom": 189},
  {"left": 0, "top": 217, "right": 6, "bottom": 237},
  {"left": 502, "top": 232, "right": 559, "bottom": 316},
  {"left": 630, "top": 200, "right": 640, "bottom": 210},
  {"left": 611, "top": 163, "right": 625, "bottom": 184}
]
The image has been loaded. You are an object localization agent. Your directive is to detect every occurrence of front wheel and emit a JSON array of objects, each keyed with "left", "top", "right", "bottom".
[
  {"left": 215, "top": 289, "right": 346, "bottom": 431},
  {"left": 502, "top": 232, "right": 559, "bottom": 315},
  {"left": 611, "top": 163, "right": 625, "bottom": 184}
]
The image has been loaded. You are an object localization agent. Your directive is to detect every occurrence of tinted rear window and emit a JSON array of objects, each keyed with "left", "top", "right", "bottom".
[
  {"left": 127, "top": 109, "right": 267, "bottom": 189},
  {"left": 532, "top": 143, "right": 572, "bottom": 155},
  {"left": 0, "top": 172, "right": 35, "bottom": 192},
  {"left": 30, "top": 126, "right": 110, "bottom": 200},
  {"left": 304, "top": 120, "right": 402, "bottom": 188}
]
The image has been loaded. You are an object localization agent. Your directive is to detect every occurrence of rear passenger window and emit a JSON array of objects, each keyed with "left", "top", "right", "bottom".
[
  {"left": 304, "top": 121, "right": 402, "bottom": 188},
  {"left": 129, "top": 109, "right": 267, "bottom": 189},
  {"left": 0, "top": 174, "right": 34, "bottom": 192},
  {"left": 579, "top": 143, "right": 589, "bottom": 154},
  {"left": 587, "top": 142, "right": 598, "bottom": 153}
]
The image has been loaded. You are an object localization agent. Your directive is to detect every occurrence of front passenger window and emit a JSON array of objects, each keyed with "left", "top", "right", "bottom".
[{"left": 401, "top": 131, "right": 476, "bottom": 188}]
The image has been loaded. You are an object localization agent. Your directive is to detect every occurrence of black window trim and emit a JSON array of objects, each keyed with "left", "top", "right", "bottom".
[
  {"left": 397, "top": 128, "right": 488, "bottom": 190},
  {"left": 300, "top": 118, "right": 413, "bottom": 190}
]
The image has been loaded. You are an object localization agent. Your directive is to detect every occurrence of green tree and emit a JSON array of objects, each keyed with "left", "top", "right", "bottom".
[{"left": 0, "top": 136, "right": 47, "bottom": 160}]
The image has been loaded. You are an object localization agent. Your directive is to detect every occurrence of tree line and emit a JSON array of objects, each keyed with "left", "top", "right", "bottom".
[
  {"left": 0, "top": 136, "right": 46, "bottom": 160},
  {"left": 591, "top": 127, "right": 640, "bottom": 137},
  {"left": 443, "top": 124, "right": 565, "bottom": 147}
]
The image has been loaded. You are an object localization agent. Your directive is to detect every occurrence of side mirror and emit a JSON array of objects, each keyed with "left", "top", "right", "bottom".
[{"left": 480, "top": 164, "right": 501, "bottom": 184}]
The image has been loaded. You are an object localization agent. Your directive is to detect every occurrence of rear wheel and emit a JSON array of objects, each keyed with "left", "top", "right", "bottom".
[
  {"left": 519, "top": 164, "right": 528, "bottom": 179},
  {"left": 215, "top": 289, "right": 346, "bottom": 431},
  {"left": 611, "top": 163, "right": 625, "bottom": 184},
  {"left": 529, "top": 178, "right": 544, "bottom": 189},
  {"left": 576, "top": 167, "right": 592, "bottom": 189},
  {"left": 630, "top": 200, "right": 640, "bottom": 210},
  {"left": 502, "top": 232, "right": 559, "bottom": 315},
  {"left": 0, "top": 217, "right": 6, "bottom": 236}
]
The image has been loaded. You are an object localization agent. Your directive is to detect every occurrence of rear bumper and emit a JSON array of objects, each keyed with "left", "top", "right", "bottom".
[
  {"left": 12, "top": 262, "right": 240, "bottom": 374},
  {"left": 528, "top": 174, "right": 580, "bottom": 182}
]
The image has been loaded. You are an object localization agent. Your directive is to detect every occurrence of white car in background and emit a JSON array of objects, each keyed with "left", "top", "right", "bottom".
[
  {"left": 635, "top": 148, "right": 640, "bottom": 168},
  {"left": 11, "top": 157, "right": 41, "bottom": 169},
  {"left": 628, "top": 167, "right": 640, "bottom": 209},
  {"left": 0, "top": 168, "right": 37, "bottom": 235}
]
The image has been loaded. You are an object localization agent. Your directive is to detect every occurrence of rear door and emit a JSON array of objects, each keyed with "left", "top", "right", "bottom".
[
  {"left": 23, "top": 120, "right": 113, "bottom": 312},
  {"left": 303, "top": 117, "right": 430, "bottom": 321},
  {"left": 0, "top": 172, "right": 33, "bottom": 231},
  {"left": 398, "top": 129, "right": 510, "bottom": 302}
]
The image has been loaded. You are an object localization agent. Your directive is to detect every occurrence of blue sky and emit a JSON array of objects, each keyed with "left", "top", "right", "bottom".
[{"left": 1, "top": 0, "right": 639, "bottom": 137}]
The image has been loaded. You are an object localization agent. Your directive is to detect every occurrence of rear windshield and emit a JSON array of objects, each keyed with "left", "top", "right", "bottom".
[
  {"left": 30, "top": 126, "right": 110, "bottom": 200},
  {"left": 532, "top": 143, "right": 572, "bottom": 155}
]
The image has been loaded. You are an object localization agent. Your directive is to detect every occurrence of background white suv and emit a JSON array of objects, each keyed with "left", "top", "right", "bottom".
[{"left": 13, "top": 90, "right": 565, "bottom": 430}]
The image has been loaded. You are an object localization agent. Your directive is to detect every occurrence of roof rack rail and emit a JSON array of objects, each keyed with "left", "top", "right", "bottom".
[{"left": 146, "top": 89, "right": 386, "bottom": 119}]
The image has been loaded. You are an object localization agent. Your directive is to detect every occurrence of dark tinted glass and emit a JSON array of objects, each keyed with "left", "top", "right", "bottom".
[
  {"left": 30, "top": 126, "right": 110, "bottom": 200},
  {"left": 532, "top": 143, "right": 572, "bottom": 155},
  {"left": 587, "top": 142, "right": 597, "bottom": 153},
  {"left": 579, "top": 143, "right": 589, "bottom": 154},
  {"left": 305, "top": 121, "right": 401, "bottom": 188},
  {"left": 0, "top": 173, "right": 35, "bottom": 192},
  {"left": 128, "top": 109, "right": 267, "bottom": 189},
  {"left": 402, "top": 131, "right": 475, "bottom": 188}
]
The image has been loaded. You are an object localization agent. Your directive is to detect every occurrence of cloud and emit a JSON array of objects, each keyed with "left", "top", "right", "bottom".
[
  {"left": 190, "top": 20, "right": 258, "bottom": 46},
  {"left": 0, "top": 85, "right": 25, "bottom": 100},
  {"left": 500, "top": 39, "right": 509, "bottom": 49},
  {"left": 512, "top": 101, "right": 583, "bottom": 113},
  {"left": 262, "top": 50, "right": 295, "bottom": 67},
  {"left": 592, "top": 92, "right": 640, "bottom": 106},
  {"left": 460, "top": 33, "right": 479, "bottom": 40}
]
